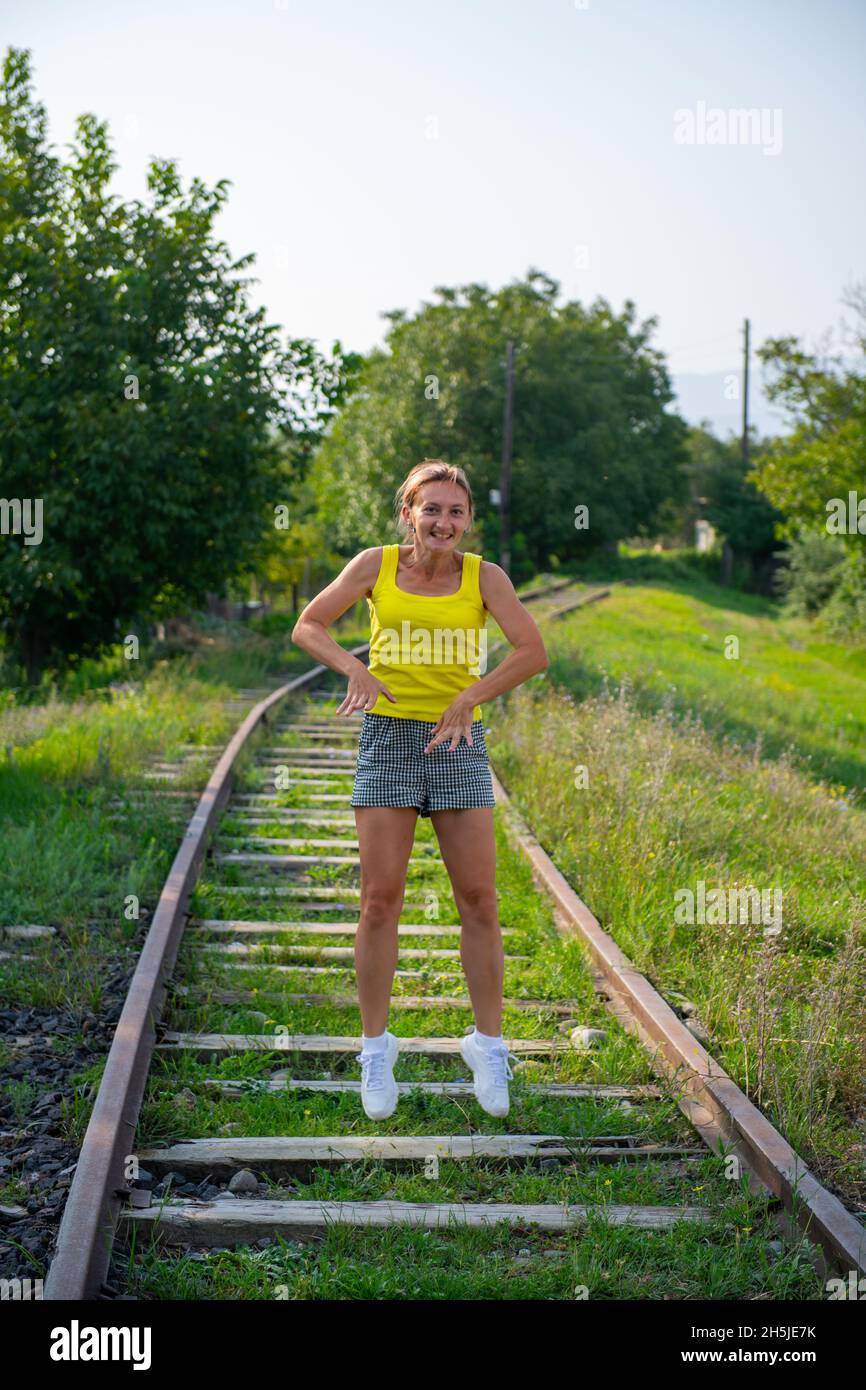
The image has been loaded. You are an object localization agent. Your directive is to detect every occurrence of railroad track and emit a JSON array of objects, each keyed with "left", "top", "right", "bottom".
[{"left": 39, "top": 579, "right": 865, "bottom": 1301}]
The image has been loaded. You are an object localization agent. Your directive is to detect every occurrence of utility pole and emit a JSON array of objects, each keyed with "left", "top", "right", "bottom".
[
  {"left": 742, "top": 316, "right": 750, "bottom": 469},
  {"left": 500, "top": 339, "right": 515, "bottom": 576},
  {"left": 722, "top": 317, "right": 751, "bottom": 587}
]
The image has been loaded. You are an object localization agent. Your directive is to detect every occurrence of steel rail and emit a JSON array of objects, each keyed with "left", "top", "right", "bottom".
[
  {"left": 43, "top": 645, "right": 369, "bottom": 1300},
  {"left": 47, "top": 574, "right": 863, "bottom": 1294},
  {"left": 492, "top": 782, "right": 866, "bottom": 1277},
  {"left": 482, "top": 584, "right": 865, "bottom": 1275},
  {"left": 43, "top": 577, "right": 571, "bottom": 1298}
]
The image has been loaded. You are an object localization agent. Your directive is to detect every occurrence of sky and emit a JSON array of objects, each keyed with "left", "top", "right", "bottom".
[{"left": 4, "top": 0, "right": 866, "bottom": 438}]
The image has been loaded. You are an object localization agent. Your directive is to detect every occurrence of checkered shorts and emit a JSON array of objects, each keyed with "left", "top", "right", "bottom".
[{"left": 350, "top": 713, "right": 496, "bottom": 818}]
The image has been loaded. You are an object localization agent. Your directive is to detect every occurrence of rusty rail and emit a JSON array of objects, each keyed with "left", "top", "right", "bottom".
[
  {"left": 485, "top": 783, "right": 865, "bottom": 1275},
  {"left": 43, "top": 646, "right": 369, "bottom": 1300},
  {"left": 483, "top": 581, "right": 865, "bottom": 1275},
  {"left": 43, "top": 577, "right": 574, "bottom": 1298},
  {"left": 45, "top": 572, "right": 864, "bottom": 1294}
]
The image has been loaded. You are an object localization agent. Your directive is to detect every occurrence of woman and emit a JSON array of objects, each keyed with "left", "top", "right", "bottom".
[{"left": 291, "top": 460, "right": 549, "bottom": 1120}]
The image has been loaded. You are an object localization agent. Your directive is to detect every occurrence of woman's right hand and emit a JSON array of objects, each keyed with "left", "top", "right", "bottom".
[{"left": 335, "top": 664, "right": 396, "bottom": 717}]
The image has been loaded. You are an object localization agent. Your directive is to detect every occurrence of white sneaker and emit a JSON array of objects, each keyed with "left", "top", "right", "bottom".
[
  {"left": 459, "top": 1032, "right": 513, "bottom": 1117},
  {"left": 355, "top": 1031, "right": 399, "bottom": 1119}
]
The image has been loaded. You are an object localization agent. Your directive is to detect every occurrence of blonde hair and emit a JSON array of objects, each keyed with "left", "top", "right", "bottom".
[{"left": 393, "top": 459, "right": 474, "bottom": 541}]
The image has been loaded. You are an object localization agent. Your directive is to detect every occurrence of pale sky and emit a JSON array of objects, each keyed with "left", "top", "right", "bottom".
[{"left": 5, "top": 0, "right": 865, "bottom": 436}]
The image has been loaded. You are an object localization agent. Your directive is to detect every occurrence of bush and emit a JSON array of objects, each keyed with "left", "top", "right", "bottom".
[
  {"left": 815, "top": 553, "right": 866, "bottom": 640},
  {"left": 249, "top": 611, "right": 297, "bottom": 638},
  {"left": 775, "top": 529, "right": 866, "bottom": 641},
  {"left": 569, "top": 545, "right": 733, "bottom": 587},
  {"left": 774, "top": 530, "right": 848, "bottom": 615}
]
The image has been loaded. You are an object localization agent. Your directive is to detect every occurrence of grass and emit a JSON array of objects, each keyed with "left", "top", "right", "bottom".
[
  {"left": 3, "top": 575, "right": 858, "bottom": 1299},
  {"left": 126, "top": 1207, "right": 817, "bottom": 1301},
  {"left": 542, "top": 577, "right": 866, "bottom": 793},
  {"left": 0, "top": 618, "right": 362, "bottom": 1132},
  {"left": 114, "top": 687, "right": 824, "bottom": 1301},
  {"left": 486, "top": 678, "right": 866, "bottom": 1205}
]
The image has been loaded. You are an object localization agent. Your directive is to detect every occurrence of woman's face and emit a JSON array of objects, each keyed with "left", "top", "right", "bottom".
[{"left": 405, "top": 481, "right": 471, "bottom": 549}]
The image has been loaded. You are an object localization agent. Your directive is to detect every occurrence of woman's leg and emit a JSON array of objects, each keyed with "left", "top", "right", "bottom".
[
  {"left": 429, "top": 806, "right": 502, "bottom": 1034},
  {"left": 353, "top": 805, "right": 419, "bottom": 1035}
]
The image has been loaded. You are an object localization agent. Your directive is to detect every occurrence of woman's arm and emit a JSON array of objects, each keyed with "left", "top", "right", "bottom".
[
  {"left": 291, "top": 548, "right": 397, "bottom": 714},
  {"left": 468, "top": 561, "right": 549, "bottom": 705}
]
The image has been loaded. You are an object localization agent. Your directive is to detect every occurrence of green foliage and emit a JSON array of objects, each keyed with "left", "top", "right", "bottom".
[
  {"left": 774, "top": 528, "right": 866, "bottom": 641},
  {"left": 310, "top": 270, "right": 690, "bottom": 580},
  {"left": 654, "top": 424, "right": 784, "bottom": 575},
  {"left": 748, "top": 284, "right": 866, "bottom": 555},
  {"left": 0, "top": 47, "right": 341, "bottom": 683},
  {"left": 253, "top": 471, "right": 346, "bottom": 611},
  {"left": 774, "top": 529, "right": 850, "bottom": 616},
  {"left": 578, "top": 545, "right": 724, "bottom": 586},
  {"left": 819, "top": 551, "right": 866, "bottom": 639},
  {"left": 247, "top": 611, "right": 297, "bottom": 637},
  {"left": 543, "top": 578, "right": 866, "bottom": 787},
  {"left": 697, "top": 439, "right": 783, "bottom": 558}
]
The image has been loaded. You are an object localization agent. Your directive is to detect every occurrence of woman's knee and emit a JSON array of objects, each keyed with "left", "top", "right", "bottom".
[
  {"left": 454, "top": 884, "right": 499, "bottom": 923},
  {"left": 359, "top": 886, "right": 405, "bottom": 928}
]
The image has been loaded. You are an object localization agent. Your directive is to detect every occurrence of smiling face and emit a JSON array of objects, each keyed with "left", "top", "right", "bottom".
[{"left": 404, "top": 480, "right": 472, "bottom": 550}]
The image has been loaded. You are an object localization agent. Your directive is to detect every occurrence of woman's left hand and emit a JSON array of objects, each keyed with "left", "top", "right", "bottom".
[{"left": 423, "top": 694, "right": 475, "bottom": 753}]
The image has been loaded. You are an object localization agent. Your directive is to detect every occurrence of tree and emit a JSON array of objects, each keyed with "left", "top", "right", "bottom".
[
  {"left": 699, "top": 428, "right": 784, "bottom": 587},
  {"left": 0, "top": 47, "right": 332, "bottom": 682},
  {"left": 748, "top": 283, "right": 866, "bottom": 556},
  {"left": 309, "top": 270, "right": 689, "bottom": 580},
  {"left": 238, "top": 341, "right": 367, "bottom": 611}
]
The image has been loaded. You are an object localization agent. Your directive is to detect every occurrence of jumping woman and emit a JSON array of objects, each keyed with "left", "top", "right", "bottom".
[{"left": 291, "top": 459, "right": 549, "bottom": 1119}]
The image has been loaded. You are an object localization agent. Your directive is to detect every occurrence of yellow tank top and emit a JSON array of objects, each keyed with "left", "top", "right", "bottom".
[{"left": 365, "top": 544, "right": 487, "bottom": 721}]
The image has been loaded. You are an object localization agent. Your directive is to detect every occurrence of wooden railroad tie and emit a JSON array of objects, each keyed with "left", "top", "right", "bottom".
[{"left": 122, "top": 1199, "right": 715, "bottom": 1245}]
